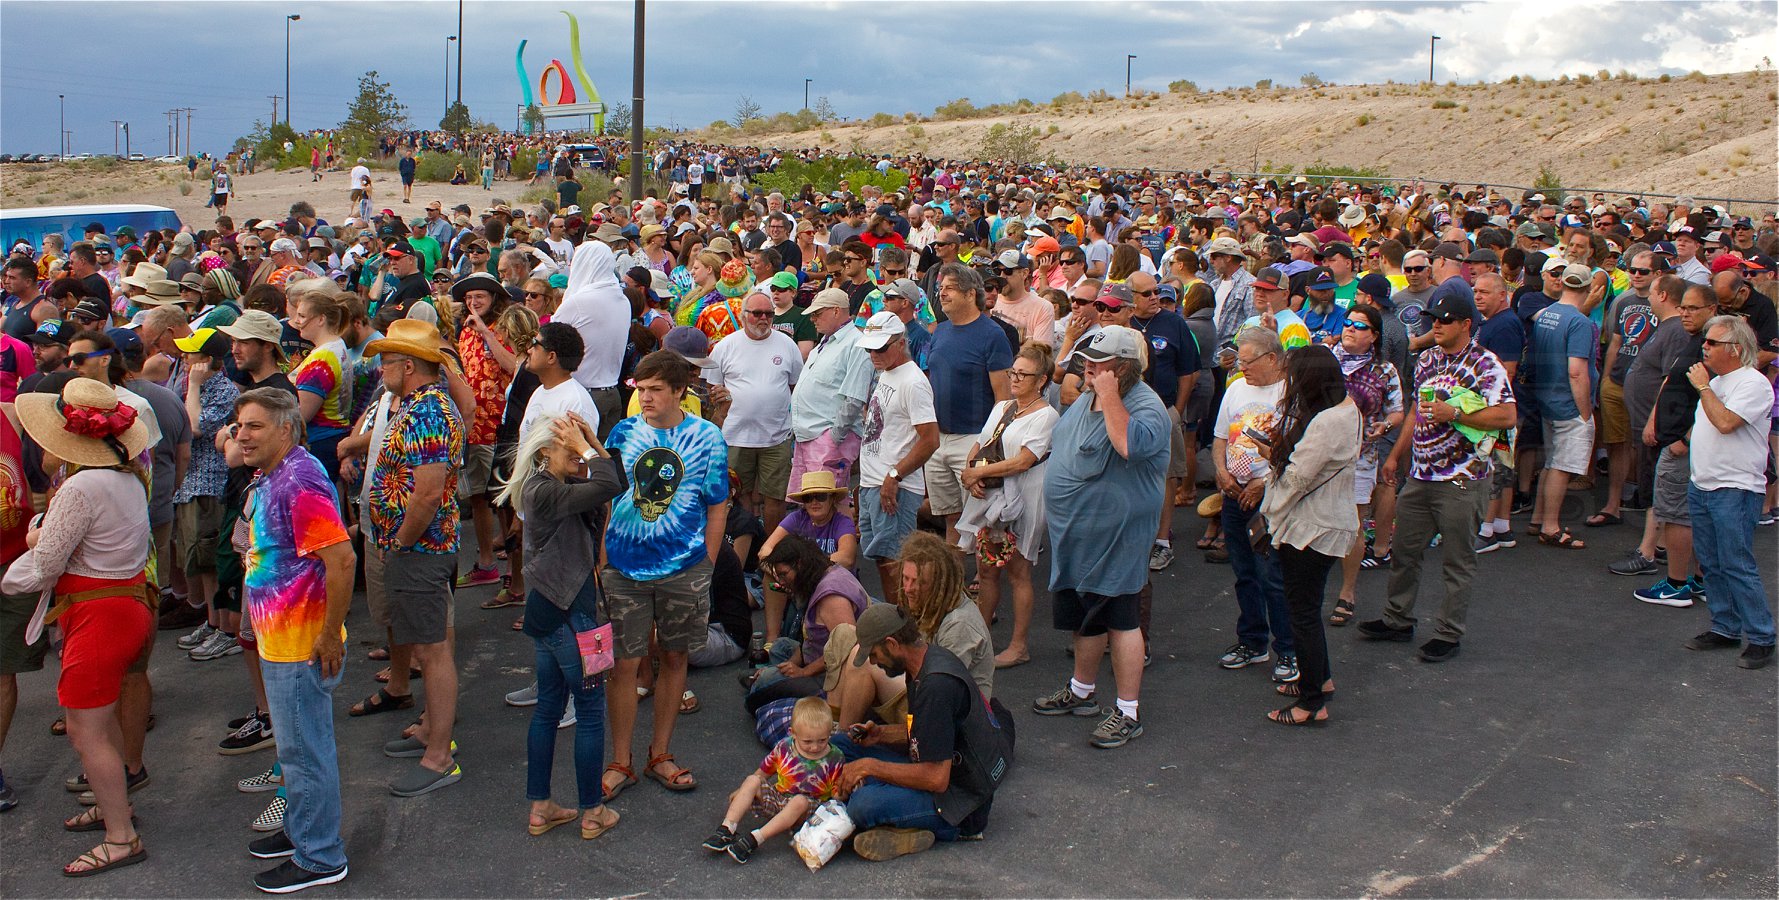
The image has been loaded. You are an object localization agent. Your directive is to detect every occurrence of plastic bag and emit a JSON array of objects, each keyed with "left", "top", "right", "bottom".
[{"left": 791, "top": 799, "right": 855, "bottom": 871}]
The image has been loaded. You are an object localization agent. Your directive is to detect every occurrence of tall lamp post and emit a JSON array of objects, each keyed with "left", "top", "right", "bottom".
[
  {"left": 58, "top": 94, "right": 65, "bottom": 160},
  {"left": 804, "top": 78, "right": 812, "bottom": 111},
  {"left": 1429, "top": 34, "right": 1441, "bottom": 83},
  {"left": 444, "top": 35, "right": 457, "bottom": 121},
  {"left": 285, "top": 14, "right": 301, "bottom": 125},
  {"left": 1126, "top": 55, "right": 1137, "bottom": 97}
]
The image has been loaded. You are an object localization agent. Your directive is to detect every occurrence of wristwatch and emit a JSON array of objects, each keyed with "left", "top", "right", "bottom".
[
  {"left": 887, "top": 467, "right": 901, "bottom": 481},
  {"left": 580, "top": 447, "right": 598, "bottom": 465}
]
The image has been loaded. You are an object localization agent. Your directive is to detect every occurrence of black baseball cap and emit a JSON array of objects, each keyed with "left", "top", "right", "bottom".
[
  {"left": 1425, "top": 286, "right": 1478, "bottom": 323},
  {"left": 69, "top": 297, "right": 109, "bottom": 323}
]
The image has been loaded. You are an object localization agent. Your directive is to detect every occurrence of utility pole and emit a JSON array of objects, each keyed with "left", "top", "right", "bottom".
[
  {"left": 123, "top": 122, "right": 131, "bottom": 158},
  {"left": 269, "top": 95, "right": 281, "bottom": 126},
  {"left": 455, "top": 0, "right": 464, "bottom": 107},
  {"left": 183, "top": 108, "right": 194, "bottom": 158},
  {"left": 1126, "top": 55, "right": 1136, "bottom": 97},
  {"left": 172, "top": 110, "right": 181, "bottom": 158},
  {"left": 63, "top": 131, "right": 72, "bottom": 158},
  {"left": 58, "top": 94, "right": 65, "bottom": 160},
  {"left": 629, "top": 0, "right": 645, "bottom": 204},
  {"left": 804, "top": 78, "right": 811, "bottom": 111},
  {"left": 285, "top": 14, "right": 301, "bottom": 126},
  {"left": 167, "top": 110, "right": 175, "bottom": 156},
  {"left": 112, "top": 120, "right": 123, "bottom": 156},
  {"left": 1429, "top": 34, "right": 1441, "bottom": 84}
]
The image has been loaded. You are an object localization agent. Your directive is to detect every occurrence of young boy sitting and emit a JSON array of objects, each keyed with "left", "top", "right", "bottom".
[{"left": 702, "top": 697, "right": 844, "bottom": 864}]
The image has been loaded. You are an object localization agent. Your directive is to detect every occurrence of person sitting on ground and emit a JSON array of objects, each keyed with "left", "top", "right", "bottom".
[
  {"left": 745, "top": 535, "right": 868, "bottom": 697},
  {"left": 756, "top": 471, "right": 859, "bottom": 645},
  {"left": 700, "top": 697, "right": 844, "bottom": 864}
]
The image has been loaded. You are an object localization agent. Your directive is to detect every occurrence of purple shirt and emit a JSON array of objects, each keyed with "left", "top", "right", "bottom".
[{"left": 780, "top": 508, "right": 856, "bottom": 561}]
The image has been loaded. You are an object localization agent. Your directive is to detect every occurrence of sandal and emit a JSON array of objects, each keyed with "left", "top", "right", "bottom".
[
  {"left": 367, "top": 645, "right": 391, "bottom": 661},
  {"left": 1277, "top": 681, "right": 1335, "bottom": 698},
  {"left": 1266, "top": 705, "right": 1329, "bottom": 727},
  {"left": 51, "top": 715, "right": 67, "bottom": 736},
  {"left": 601, "top": 762, "right": 637, "bottom": 803},
  {"left": 581, "top": 807, "right": 620, "bottom": 840},
  {"left": 964, "top": 579, "right": 981, "bottom": 600},
  {"left": 527, "top": 805, "right": 578, "bottom": 836},
  {"left": 644, "top": 752, "right": 697, "bottom": 791},
  {"left": 374, "top": 666, "right": 423, "bottom": 684},
  {"left": 1329, "top": 598, "right": 1356, "bottom": 627},
  {"left": 480, "top": 577, "right": 522, "bottom": 609},
  {"left": 348, "top": 687, "right": 415, "bottom": 717},
  {"left": 64, "top": 806, "right": 135, "bottom": 833},
  {"left": 63, "top": 836, "right": 146, "bottom": 877},
  {"left": 679, "top": 690, "right": 700, "bottom": 715},
  {"left": 1195, "top": 535, "right": 1218, "bottom": 551},
  {"left": 1537, "top": 529, "right": 1586, "bottom": 550},
  {"left": 1584, "top": 512, "right": 1622, "bottom": 527},
  {"left": 511, "top": 616, "right": 524, "bottom": 632}
]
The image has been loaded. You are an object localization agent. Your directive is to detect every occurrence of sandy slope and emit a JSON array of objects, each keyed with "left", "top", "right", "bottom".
[{"left": 729, "top": 72, "right": 1779, "bottom": 206}]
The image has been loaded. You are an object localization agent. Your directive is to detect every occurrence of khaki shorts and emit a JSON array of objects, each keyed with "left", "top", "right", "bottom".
[
  {"left": 458, "top": 443, "right": 496, "bottom": 498},
  {"left": 922, "top": 433, "right": 977, "bottom": 518},
  {"left": 1167, "top": 406, "right": 1190, "bottom": 480},
  {"left": 1541, "top": 416, "right": 1595, "bottom": 476},
  {"left": 175, "top": 496, "right": 224, "bottom": 576},
  {"left": 601, "top": 559, "right": 712, "bottom": 659},
  {"left": 729, "top": 438, "right": 793, "bottom": 501},
  {"left": 1599, "top": 378, "right": 1630, "bottom": 445}
]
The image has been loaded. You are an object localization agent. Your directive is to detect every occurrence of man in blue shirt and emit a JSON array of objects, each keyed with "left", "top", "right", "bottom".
[
  {"left": 924, "top": 263, "right": 1012, "bottom": 544},
  {"left": 1526, "top": 264, "right": 1599, "bottom": 549}
]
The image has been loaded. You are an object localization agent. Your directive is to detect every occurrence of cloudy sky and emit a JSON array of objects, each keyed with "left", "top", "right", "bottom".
[{"left": 2, "top": 0, "right": 1772, "bottom": 157}]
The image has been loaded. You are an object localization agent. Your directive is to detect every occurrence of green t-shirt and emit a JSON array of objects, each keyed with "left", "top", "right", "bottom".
[
  {"left": 1333, "top": 277, "right": 1358, "bottom": 309},
  {"left": 407, "top": 235, "right": 443, "bottom": 276},
  {"left": 773, "top": 307, "right": 817, "bottom": 345}
]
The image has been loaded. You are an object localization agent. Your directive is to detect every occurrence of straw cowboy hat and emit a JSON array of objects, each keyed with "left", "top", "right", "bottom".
[
  {"left": 363, "top": 318, "right": 448, "bottom": 363},
  {"left": 17, "top": 377, "right": 153, "bottom": 467},
  {"left": 120, "top": 262, "right": 168, "bottom": 290},
  {"left": 134, "top": 279, "right": 186, "bottom": 307},
  {"left": 786, "top": 470, "right": 849, "bottom": 502}
]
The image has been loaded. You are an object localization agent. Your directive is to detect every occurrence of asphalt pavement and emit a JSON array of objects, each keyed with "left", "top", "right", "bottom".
[{"left": 2, "top": 493, "right": 1775, "bottom": 898}]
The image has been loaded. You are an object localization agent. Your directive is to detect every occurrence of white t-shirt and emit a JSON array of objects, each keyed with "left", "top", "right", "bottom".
[
  {"left": 686, "top": 163, "right": 704, "bottom": 185},
  {"left": 542, "top": 237, "right": 573, "bottom": 268},
  {"left": 1213, "top": 376, "right": 1286, "bottom": 484},
  {"left": 859, "top": 361, "right": 936, "bottom": 492},
  {"left": 350, "top": 165, "right": 371, "bottom": 190},
  {"left": 1689, "top": 366, "right": 1773, "bottom": 493},
  {"left": 520, "top": 379, "right": 601, "bottom": 446},
  {"left": 707, "top": 329, "right": 803, "bottom": 447}
]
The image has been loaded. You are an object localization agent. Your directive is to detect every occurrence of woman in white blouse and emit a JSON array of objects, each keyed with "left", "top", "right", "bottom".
[
  {"left": 957, "top": 343, "right": 1061, "bottom": 668},
  {"left": 1258, "top": 346, "right": 1359, "bottom": 726}
]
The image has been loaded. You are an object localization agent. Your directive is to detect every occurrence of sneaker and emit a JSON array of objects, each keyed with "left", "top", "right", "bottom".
[
  {"left": 701, "top": 826, "right": 736, "bottom": 852},
  {"left": 1271, "top": 653, "right": 1300, "bottom": 683},
  {"left": 1217, "top": 643, "right": 1270, "bottom": 670},
  {"left": 455, "top": 564, "right": 500, "bottom": 588},
  {"left": 220, "top": 713, "right": 276, "bottom": 755},
  {"left": 238, "top": 766, "right": 284, "bottom": 793},
  {"left": 1684, "top": 631, "right": 1741, "bottom": 652},
  {"left": 1359, "top": 549, "right": 1391, "bottom": 570},
  {"left": 158, "top": 602, "right": 206, "bottom": 631},
  {"left": 248, "top": 830, "right": 295, "bottom": 860},
  {"left": 0, "top": 769, "right": 15, "bottom": 813},
  {"left": 505, "top": 683, "right": 538, "bottom": 707},
  {"left": 1687, "top": 574, "right": 1708, "bottom": 599},
  {"left": 1654, "top": 545, "right": 1669, "bottom": 562},
  {"left": 1737, "top": 644, "right": 1775, "bottom": 669},
  {"left": 724, "top": 831, "right": 758, "bottom": 864},
  {"left": 1759, "top": 510, "right": 1779, "bottom": 527},
  {"left": 1610, "top": 550, "right": 1660, "bottom": 577},
  {"left": 1087, "top": 709, "right": 1144, "bottom": 749},
  {"left": 1493, "top": 533, "right": 1517, "bottom": 549},
  {"left": 228, "top": 708, "right": 263, "bottom": 730},
  {"left": 390, "top": 762, "right": 463, "bottom": 797},
  {"left": 1357, "top": 619, "right": 1414, "bottom": 642},
  {"left": 853, "top": 826, "right": 936, "bottom": 861},
  {"left": 1474, "top": 533, "right": 1501, "bottom": 554},
  {"left": 1418, "top": 638, "right": 1461, "bottom": 663},
  {"left": 252, "top": 795, "right": 287, "bottom": 832},
  {"left": 1148, "top": 543, "right": 1175, "bottom": 571},
  {"left": 1427, "top": 533, "right": 1443, "bottom": 549},
  {"left": 558, "top": 705, "right": 576, "bottom": 730},
  {"left": 190, "top": 629, "right": 242, "bottom": 661},
  {"left": 1510, "top": 493, "right": 1535, "bottom": 515},
  {"left": 77, "top": 766, "right": 148, "bottom": 805},
  {"left": 1032, "top": 685, "right": 1099, "bottom": 717},
  {"left": 1633, "top": 578, "right": 1695, "bottom": 608},
  {"left": 253, "top": 859, "right": 348, "bottom": 894},
  {"left": 177, "top": 622, "right": 217, "bottom": 650}
]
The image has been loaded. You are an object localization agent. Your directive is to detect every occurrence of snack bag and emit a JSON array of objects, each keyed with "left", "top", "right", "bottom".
[{"left": 791, "top": 800, "right": 855, "bottom": 871}]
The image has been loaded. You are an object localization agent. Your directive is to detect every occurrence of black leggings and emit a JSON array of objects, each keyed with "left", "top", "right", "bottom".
[{"left": 1278, "top": 544, "right": 1338, "bottom": 712}]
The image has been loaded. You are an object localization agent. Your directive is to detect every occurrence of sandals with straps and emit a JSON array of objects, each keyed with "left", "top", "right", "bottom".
[
  {"left": 63, "top": 836, "right": 146, "bottom": 878},
  {"left": 1329, "top": 598, "right": 1356, "bottom": 627},
  {"left": 348, "top": 687, "right": 414, "bottom": 717},
  {"left": 601, "top": 762, "right": 637, "bottom": 803},
  {"left": 644, "top": 752, "right": 697, "bottom": 791},
  {"left": 1538, "top": 528, "right": 1587, "bottom": 550}
]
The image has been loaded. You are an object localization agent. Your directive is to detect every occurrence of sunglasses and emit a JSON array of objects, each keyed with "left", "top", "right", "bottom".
[
  {"left": 881, "top": 267, "right": 907, "bottom": 277},
  {"left": 68, "top": 348, "right": 114, "bottom": 365},
  {"left": 864, "top": 341, "right": 900, "bottom": 354},
  {"left": 1070, "top": 297, "right": 1093, "bottom": 306},
  {"left": 1627, "top": 267, "right": 1654, "bottom": 276},
  {"left": 1403, "top": 265, "right": 1430, "bottom": 273},
  {"left": 844, "top": 256, "right": 866, "bottom": 263},
  {"left": 1701, "top": 338, "right": 1729, "bottom": 348},
  {"left": 1092, "top": 301, "right": 1119, "bottom": 312},
  {"left": 745, "top": 309, "right": 774, "bottom": 318},
  {"left": 1344, "top": 321, "right": 1372, "bottom": 331}
]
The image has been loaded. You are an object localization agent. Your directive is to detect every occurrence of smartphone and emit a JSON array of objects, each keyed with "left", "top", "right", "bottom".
[{"left": 1242, "top": 426, "right": 1272, "bottom": 445}]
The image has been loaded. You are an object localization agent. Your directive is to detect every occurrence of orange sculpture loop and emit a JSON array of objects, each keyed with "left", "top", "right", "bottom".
[{"left": 538, "top": 59, "right": 577, "bottom": 105}]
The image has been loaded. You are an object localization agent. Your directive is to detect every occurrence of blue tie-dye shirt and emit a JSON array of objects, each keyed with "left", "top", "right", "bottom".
[{"left": 604, "top": 412, "right": 730, "bottom": 581}]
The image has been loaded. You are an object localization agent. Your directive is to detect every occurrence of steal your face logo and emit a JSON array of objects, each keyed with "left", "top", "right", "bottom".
[{"left": 631, "top": 446, "right": 684, "bottom": 522}]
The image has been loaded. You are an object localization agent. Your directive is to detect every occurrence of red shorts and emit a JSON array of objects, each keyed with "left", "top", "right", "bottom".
[{"left": 56, "top": 574, "right": 152, "bottom": 710}]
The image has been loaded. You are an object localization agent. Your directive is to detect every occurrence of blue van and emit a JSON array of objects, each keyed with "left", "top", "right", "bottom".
[{"left": 0, "top": 203, "right": 183, "bottom": 251}]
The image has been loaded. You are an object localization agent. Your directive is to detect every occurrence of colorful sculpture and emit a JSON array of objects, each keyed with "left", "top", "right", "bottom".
[{"left": 514, "top": 11, "right": 605, "bottom": 133}]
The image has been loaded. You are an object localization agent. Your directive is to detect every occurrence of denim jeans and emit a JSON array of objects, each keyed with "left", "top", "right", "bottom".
[
  {"left": 747, "top": 636, "right": 802, "bottom": 693},
  {"left": 830, "top": 736, "right": 959, "bottom": 841},
  {"left": 261, "top": 659, "right": 347, "bottom": 873},
  {"left": 1688, "top": 485, "right": 1776, "bottom": 646},
  {"left": 528, "top": 599, "right": 608, "bottom": 810},
  {"left": 1223, "top": 497, "right": 1292, "bottom": 655}
]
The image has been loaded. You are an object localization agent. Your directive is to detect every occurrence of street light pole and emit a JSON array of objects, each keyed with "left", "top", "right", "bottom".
[
  {"left": 58, "top": 94, "right": 65, "bottom": 160},
  {"left": 629, "top": 0, "right": 645, "bottom": 204},
  {"left": 285, "top": 14, "right": 301, "bottom": 126},
  {"left": 445, "top": 35, "right": 457, "bottom": 121},
  {"left": 1429, "top": 34, "right": 1441, "bottom": 84},
  {"left": 804, "top": 78, "right": 812, "bottom": 112},
  {"left": 455, "top": 0, "right": 464, "bottom": 106},
  {"left": 1126, "top": 55, "right": 1136, "bottom": 97}
]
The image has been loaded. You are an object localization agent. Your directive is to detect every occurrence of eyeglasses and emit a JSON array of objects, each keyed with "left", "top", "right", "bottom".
[
  {"left": 1344, "top": 321, "right": 1372, "bottom": 331},
  {"left": 1069, "top": 297, "right": 1093, "bottom": 306},
  {"left": 844, "top": 256, "right": 865, "bottom": 263},
  {"left": 1008, "top": 370, "right": 1043, "bottom": 380},
  {"left": 1403, "top": 265, "right": 1430, "bottom": 274},
  {"left": 525, "top": 291, "right": 546, "bottom": 298},
  {"left": 68, "top": 349, "right": 114, "bottom": 365},
  {"left": 1062, "top": 257, "right": 1085, "bottom": 266},
  {"left": 1133, "top": 289, "right": 1157, "bottom": 297},
  {"left": 469, "top": 247, "right": 489, "bottom": 254},
  {"left": 864, "top": 340, "right": 901, "bottom": 354}
]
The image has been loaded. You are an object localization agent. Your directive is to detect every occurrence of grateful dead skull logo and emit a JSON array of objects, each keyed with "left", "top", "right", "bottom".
[{"left": 631, "top": 447, "right": 684, "bottom": 522}]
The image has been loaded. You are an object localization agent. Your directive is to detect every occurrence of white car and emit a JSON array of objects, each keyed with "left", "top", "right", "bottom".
[{"left": 155, "top": 155, "right": 182, "bottom": 163}]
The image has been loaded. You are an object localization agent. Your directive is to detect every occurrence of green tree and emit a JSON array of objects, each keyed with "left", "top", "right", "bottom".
[
  {"left": 604, "top": 102, "right": 632, "bottom": 136},
  {"left": 1168, "top": 79, "right": 1200, "bottom": 94},
  {"left": 980, "top": 123, "right": 1042, "bottom": 163},
  {"left": 522, "top": 103, "right": 545, "bottom": 134},
  {"left": 440, "top": 101, "right": 472, "bottom": 134},
  {"left": 1299, "top": 72, "right": 1325, "bottom": 88},
  {"left": 340, "top": 70, "right": 408, "bottom": 137}
]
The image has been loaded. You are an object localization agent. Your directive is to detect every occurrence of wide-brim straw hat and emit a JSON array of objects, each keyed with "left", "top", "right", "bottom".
[
  {"left": 363, "top": 318, "right": 448, "bottom": 364},
  {"left": 17, "top": 377, "right": 153, "bottom": 467},
  {"left": 787, "top": 470, "right": 849, "bottom": 501}
]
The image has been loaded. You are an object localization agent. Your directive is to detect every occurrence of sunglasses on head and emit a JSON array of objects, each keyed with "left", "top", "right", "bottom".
[{"left": 68, "top": 348, "right": 114, "bottom": 365}]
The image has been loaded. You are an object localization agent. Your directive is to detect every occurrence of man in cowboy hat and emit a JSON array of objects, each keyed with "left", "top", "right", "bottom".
[{"left": 361, "top": 319, "right": 466, "bottom": 797}]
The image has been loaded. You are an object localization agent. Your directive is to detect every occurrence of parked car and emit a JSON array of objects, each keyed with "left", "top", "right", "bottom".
[{"left": 129, "top": 153, "right": 145, "bottom": 161}]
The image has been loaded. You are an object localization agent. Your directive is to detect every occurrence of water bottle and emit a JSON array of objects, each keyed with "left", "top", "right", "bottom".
[{"left": 748, "top": 631, "right": 767, "bottom": 665}]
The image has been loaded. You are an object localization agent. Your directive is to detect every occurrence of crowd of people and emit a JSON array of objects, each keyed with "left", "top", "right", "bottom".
[{"left": 3, "top": 137, "right": 1777, "bottom": 890}]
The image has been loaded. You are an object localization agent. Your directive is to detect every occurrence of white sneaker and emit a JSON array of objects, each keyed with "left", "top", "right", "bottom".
[
  {"left": 190, "top": 629, "right": 242, "bottom": 661},
  {"left": 558, "top": 705, "right": 576, "bottom": 729},
  {"left": 504, "top": 683, "right": 539, "bottom": 707},
  {"left": 177, "top": 622, "right": 217, "bottom": 650}
]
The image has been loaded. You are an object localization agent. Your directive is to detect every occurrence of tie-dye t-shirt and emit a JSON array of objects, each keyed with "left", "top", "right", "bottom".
[
  {"left": 292, "top": 338, "right": 353, "bottom": 431},
  {"left": 1409, "top": 342, "right": 1514, "bottom": 483},
  {"left": 244, "top": 447, "right": 348, "bottom": 663},
  {"left": 604, "top": 412, "right": 729, "bottom": 581},
  {"left": 757, "top": 736, "right": 844, "bottom": 802},
  {"left": 367, "top": 382, "right": 463, "bottom": 554}
]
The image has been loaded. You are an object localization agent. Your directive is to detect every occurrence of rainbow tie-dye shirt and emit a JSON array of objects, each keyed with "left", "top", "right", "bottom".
[{"left": 243, "top": 447, "right": 349, "bottom": 663}]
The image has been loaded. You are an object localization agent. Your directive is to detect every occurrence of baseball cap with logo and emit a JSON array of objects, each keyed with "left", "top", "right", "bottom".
[
  {"left": 28, "top": 319, "right": 73, "bottom": 346},
  {"left": 882, "top": 278, "right": 920, "bottom": 302},
  {"left": 1307, "top": 267, "right": 1339, "bottom": 291},
  {"left": 69, "top": 297, "right": 110, "bottom": 324},
  {"left": 173, "top": 327, "right": 232, "bottom": 357},
  {"left": 856, "top": 311, "right": 907, "bottom": 350},
  {"left": 1252, "top": 266, "right": 1288, "bottom": 291},
  {"left": 1096, "top": 283, "right": 1133, "bottom": 308},
  {"left": 1071, "top": 324, "right": 1145, "bottom": 364}
]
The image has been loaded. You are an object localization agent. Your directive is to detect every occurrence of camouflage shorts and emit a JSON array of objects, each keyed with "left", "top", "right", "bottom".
[{"left": 600, "top": 559, "right": 712, "bottom": 659}]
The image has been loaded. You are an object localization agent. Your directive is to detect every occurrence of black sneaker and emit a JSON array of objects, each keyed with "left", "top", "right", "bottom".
[
  {"left": 1216, "top": 642, "right": 1271, "bottom": 669},
  {"left": 701, "top": 826, "right": 735, "bottom": 852},
  {"left": 253, "top": 859, "right": 348, "bottom": 894},
  {"left": 1737, "top": 644, "right": 1774, "bottom": 669},
  {"left": 220, "top": 713, "right": 276, "bottom": 755},
  {"left": 229, "top": 708, "right": 263, "bottom": 730},
  {"left": 1357, "top": 619, "right": 1414, "bottom": 642},
  {"left": 724, "top": 832, "right": 758, "bottom": 864},
  {"left": 1418, "top": 639, "right": 1461, "bottom": 663},
  {"left": 1684, "top": 631, "right": 1741, "bottom": 651},
  {"left": 249, "top": 830, "right": 295, "bottom": 860}
]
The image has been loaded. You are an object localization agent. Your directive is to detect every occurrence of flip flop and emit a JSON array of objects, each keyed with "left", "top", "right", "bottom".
[
  {"left": 528, "top": 806, "right": 578, "bottom": 836},
  {"left": 349, "top": 688, "right": 415, "bottom": 717},
  {"left": 367, "top": 645, "right": 391, "bottom": 661},
  {"left": 1584, "top": 512, "right": 1622, "bottom": 527},
  {"left": 993, "top": 652, "right": 1031, "bottom": 669}
]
